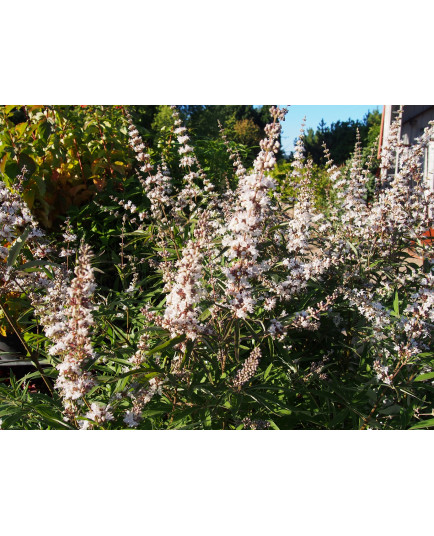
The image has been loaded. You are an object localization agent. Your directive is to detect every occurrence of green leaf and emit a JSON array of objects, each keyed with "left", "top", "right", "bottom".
[
  {"left": 234, "top": 320, "right": 240, "bottom": 362},
  {"left": 378, "top": 404, "right": 401, "bottom": 416},
  {"left": 35, "top": 175, "right": 46, "bottom": 197},
  {"left": 275, "top": 408, "right": 292, "bottom": 416},
  {"left": 264, "top": 363, "right": 273, "bottom": 381},
  {"left": 181, "top": 339, "right": 195, "bottom": 367},
  {"left": 7, "top": 227, "right": 31, "bottom": 267},
  {"left": 116, "top": 370, "right": 160, "bottom": 381},
  {"left": 392, "top": 288, "right": 400, "bottom": 317},
  {"left": 199, "top": 308, "right": 212, "bottom": 322},
  {"left": 4, "top": 161, "right": 19, "bottom": 180},
  {"left": 32, "top": 408, "right": 72, "bottom": 429},
  {"left": 14, "top": 123, "right": 28, "bottom": 138},
  {"left": 346, "top": 240, "right": 358, "bottom": 257},
  {"left": 414, "top": 372, "right": 434, "bottom": 383},
  {"left": 20, "top": 259, "right": 58, "bottom": 271},
  {"left": 203, "top": 409, "right": 212, "bottom": 429},
  {"left": 410, "top": 418, "right": 434, "bottom": 430},
  {"left": 268, "top": 420, "right": 280, "bottom": 430},
  {"left": 17, "top": 153, "right": 37, "bottom": 177},
  {"left": 4, "top": 105, "right": 18, "bottom": 115},
  {"left": 146, "top": 335, "right": 186, "bottom": 356},
  {"left": 37, "top": 119, "right": 52, "bottom": 141}
]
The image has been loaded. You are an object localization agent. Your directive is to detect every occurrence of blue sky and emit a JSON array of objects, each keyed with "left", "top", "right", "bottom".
[{"left": 280, "top": 105, "right": 382, "bottom": 155}]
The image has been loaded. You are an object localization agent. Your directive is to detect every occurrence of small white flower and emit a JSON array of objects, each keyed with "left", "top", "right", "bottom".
[{"left": 124, "top": 411, "right": 139, "bottom": 428}]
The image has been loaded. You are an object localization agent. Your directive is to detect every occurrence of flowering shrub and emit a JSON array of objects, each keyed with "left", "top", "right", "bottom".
[{"left": 0, "top": 106, "right": 433, "bottom": 430}]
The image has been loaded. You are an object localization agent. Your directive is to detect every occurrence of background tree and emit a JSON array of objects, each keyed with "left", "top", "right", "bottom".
[
  {"left": 295, "top": 109, "right": 382, "bottom": 166},
  {"left": 232, "top": 119, "right": 261, "bottom": 147},
  {"left": 129, "top": 105, "right": 281, "bottom": 164}
]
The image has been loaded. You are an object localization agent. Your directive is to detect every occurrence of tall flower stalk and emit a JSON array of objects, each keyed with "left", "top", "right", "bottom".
[
  {"left": 51, "top": 243, "right": 97, "bottom": 422},
  {"left": 221, "top": 106, "right": 287, "bottom": 318}
]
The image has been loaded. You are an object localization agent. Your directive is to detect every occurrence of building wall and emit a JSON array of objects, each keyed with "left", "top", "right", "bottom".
[
  {"left": 382, "top": 105, "right": 434, "bottom": 190},
  {"left": 401, "top": 106, "right": 434, "bottom": 146}
]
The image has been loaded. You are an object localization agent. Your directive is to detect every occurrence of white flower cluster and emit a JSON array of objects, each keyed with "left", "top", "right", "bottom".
[
  {"left": 170, "top": 106, "right": 217, "bottom": 215},
  {"left": 373, "top": 360, "right": 392, "bottom": 385},
  {"left": 163, "top": 239, "right": 205, "bottom": 340},
  {"left": 232, "top": 347, "right": 262, "bottom": 390},
  {"left": 125, "top": 111, "right": 177, "bottom": 225},
  {"left": 218, "top": 120, "right": 246, "bottom": 180},
  {"left": 79, "top": 403, "right": 114, "bottom": 430},
  {"left": 128, "top": 330, "right": 152, "bottom": 368},
  {"left": 141, "top": 165, "right": 173, "bottom": 222},
  {"left": 172, "top": 107, "right": 197, "bottom": 166},
  {"left": 326, "top": 115, "right": 434, "bottom": 256},
  {"left": 394, "top": 273, "right": 434, "bottom": 361},
  {"left": 221, "top": 106, "right": 287, "bottom": 318},
  {"left": 291, "top": 120, "right": 306, "bottom": 179},
  {"left": 0, "top": 176, "right": 50, "bottom": 290},
  {"left": 123, "top": 377, "right": 165, "bottom": 428},
  {"left": 32, "top": 266, "right": 71, "bottom": 355},
  {"left": 253, "top": 106, "right": 286, "bottom": 173},
  {"left": 285, "top": 156, "right": 316, "bottom": 255},
  {"left": 29, "top": 104, "right": 432, "bottom": 421},
  {"left": 126, "top": 111, "right": 153, "bottom": 174},
  {"left": 48, "top": 243, "right": 98, "bottom": 421},
  {"left": 291, "top": 292, "right": 340, "bottom": 332}
]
